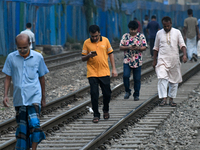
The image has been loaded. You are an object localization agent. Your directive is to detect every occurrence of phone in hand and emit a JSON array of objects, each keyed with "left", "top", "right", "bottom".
[
  {"left": 132, "top": 44, "right": 136, "bottom": 47},
  {"left": 91, "top": 51, "right": 97, "bottom": 55}
]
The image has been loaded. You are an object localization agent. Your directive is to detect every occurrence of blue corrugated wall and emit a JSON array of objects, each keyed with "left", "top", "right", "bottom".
[{"left": 1, "top": 0, "right": 200, "bottom": 56}]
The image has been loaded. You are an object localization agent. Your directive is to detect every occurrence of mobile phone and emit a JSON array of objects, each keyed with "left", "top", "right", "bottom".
[
  {"left": 91, "top": 51, "right": 97, "bottom": 55},
  {"left": 132, "top": 44, "right": 136, "bottom": 47}
]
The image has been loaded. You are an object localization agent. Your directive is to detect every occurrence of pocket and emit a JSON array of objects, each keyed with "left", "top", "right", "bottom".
[{"left": 27, "top": 66, "right": 36, "bottom": 79}]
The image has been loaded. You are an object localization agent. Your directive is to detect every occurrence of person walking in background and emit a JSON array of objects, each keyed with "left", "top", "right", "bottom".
[
  {"left": 183, "top": 9, "right": 200, "bottom": 62},
  {"left": 142, "top": 15, "right": 149, "bottom": 43},
  {"left": 21, "top": 23, "right": 35, "bottom": 50},
  {"left": 198, "top": 18, "right": 200, "bottom": 33},
  {"left": 120, "top": 20, "right": 147, "bottom": 101},
  {"left": 2, "top": 34, "right": 49, "bottom": 150},
  {"left": 134, "top": 17, "right": 142, "bottom": 33},
  {"left": 82, "top": 25, "right": 118, "bottom": 123},
  {"left": 153, "top": 16, "right": 187, "bottom": 107},
  {"left": 146, "top": 15, "right": 160, "bottom": 58}
]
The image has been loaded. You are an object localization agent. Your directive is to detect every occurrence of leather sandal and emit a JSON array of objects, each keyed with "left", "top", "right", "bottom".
[
  {"left": 103, "top": 112, "right": 110, "bottom": 119},
  {"left": 159, "top": 100, "right": 168, "bottom": 106},
  {"left": 169, "top": 101, "right": 177, "bottom": 107},
  {"left": 92, "top": 117, "right": 99, "bottom": 123}
]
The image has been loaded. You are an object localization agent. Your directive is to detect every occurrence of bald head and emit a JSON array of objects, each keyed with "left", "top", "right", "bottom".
[
  {"left": 15, "top": 34, "right": 30, "bottom": 44},
  {"left": 16, "top": 34, "right": 31, "bottom": 57}
]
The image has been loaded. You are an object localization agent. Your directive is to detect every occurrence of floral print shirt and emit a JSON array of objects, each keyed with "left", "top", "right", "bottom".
[{"left": 120, "top": 32, "right": 147, "bottom": 68}]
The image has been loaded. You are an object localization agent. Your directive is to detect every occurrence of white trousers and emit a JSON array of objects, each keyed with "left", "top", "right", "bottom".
[
  {"left": 187, "top": 36, "right": 197, "bottom": 60},
  {"left": 158, "top": 79, "right": 178, "bottom": 99}
]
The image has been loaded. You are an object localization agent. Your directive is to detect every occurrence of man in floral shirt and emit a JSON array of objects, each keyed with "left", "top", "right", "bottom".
[{"left": 120, "top": 20, "right": 147, "bottom": 100}]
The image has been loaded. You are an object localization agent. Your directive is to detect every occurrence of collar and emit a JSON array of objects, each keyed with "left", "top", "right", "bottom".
[
  {"left": 129, "top": 32, "right": 139, "bottom": 37},
  {"left": 16, "top": 50, "right": 33, "bottom": 59},
  {"left": 90, "top": 36, "right": 102, "bottom": 43}
]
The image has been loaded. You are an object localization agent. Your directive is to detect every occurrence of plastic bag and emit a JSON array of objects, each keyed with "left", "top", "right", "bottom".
[{"left": 197, "top": 40, "right": 200, "bottom": 57}]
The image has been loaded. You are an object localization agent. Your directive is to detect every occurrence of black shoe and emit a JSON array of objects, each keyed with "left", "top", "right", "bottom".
[
  {"left": 124, "top": 92, "right": 131, "bottom": 99},
  {"left": 134, "top": 96, "right": 139, "bottom": 101},
  {"left": 193, "top": 54, "right": 198, "bottom": 62}
]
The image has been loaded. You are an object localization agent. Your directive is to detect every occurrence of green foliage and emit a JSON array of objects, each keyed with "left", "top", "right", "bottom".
[
  {"left": 66, "top": 34, "right": 75, "bottom": 44},
  {"left": 71, "top": 44, "right": 82, "bottom": 50},
  {"left": 60, "top": 0, "right": 66, "bottom": 16},
  {"left": 83, "top": 0, "right": 97, "bottom": 29},
  {"left": 0, "top": 55, "right": 7, "bottom": 66}
]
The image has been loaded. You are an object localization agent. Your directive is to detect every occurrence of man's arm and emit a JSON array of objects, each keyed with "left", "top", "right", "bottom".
[
  {"left": 181, "top": 46, "right": 187, "bottom": 63},
  {"left": 3, "top": 75, "right": 11, "bottom": 107},
  {"left": 120, "top": 45, "right": 146, "bottom": 52},
  {"left": 39, "top": 76, "right": 46, "bottom": 108},
  {"left": 82, "top": 52, "right": 97, "bottom": 61},
  {"left": 120, "top": 45, "right": 132, "bottom": 51},
  {"left": 196, "top": 25, "right": 200, "bottom": 40},
  {"left": 109, "top": 53, "right": 118, "bottom": 77},
  {"left": 153, "top": 50, "right": 158, "bottom": 69},
  {"left": 183, "top": 26, "right": 187, "bottom": 41}
]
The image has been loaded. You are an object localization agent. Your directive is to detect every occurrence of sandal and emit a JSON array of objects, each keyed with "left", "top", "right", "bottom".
[
  {"left": 103, "top": 112, "right": 110, "bottom": 119},
  {"left": 92, "top": 117, "right": 99, "bottom": 123},
  {"left": 159, "top": 100, "right": 168, "bottom": 106},
  {"left": 169, "top": 101, "right": 177, "bottom": 107}
]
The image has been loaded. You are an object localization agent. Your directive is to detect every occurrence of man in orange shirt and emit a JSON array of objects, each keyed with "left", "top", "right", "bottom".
[{"left": 82, "top": 25, "right": 118, "bottom": 123}]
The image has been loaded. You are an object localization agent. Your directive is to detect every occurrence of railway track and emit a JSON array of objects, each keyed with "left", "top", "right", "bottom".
[
  {"left": 0, "top": 56, "right": 197, "bottom": 150},
  {"left": 0, "top": 58, "right": 153, "bottom": 150}
]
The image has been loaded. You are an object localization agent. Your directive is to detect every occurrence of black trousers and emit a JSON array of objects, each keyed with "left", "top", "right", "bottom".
[
  {"left": 88, "top": 76, "right": 111, "bottom": 118},
  {"left": 150, "top": 38, "right": 155, "bottom": 57}
]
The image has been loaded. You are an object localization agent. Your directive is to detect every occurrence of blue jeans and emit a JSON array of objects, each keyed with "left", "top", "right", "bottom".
[{"left": 123, "top": 64, "right": 141, "bottom": 97}]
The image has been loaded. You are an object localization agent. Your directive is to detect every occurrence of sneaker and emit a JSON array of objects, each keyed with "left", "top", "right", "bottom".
[
  {"left": 193, "top": 54, "right": 198, "bottom": 62},
  {"left": 134, "top": 96, "right": 139, "bottom": 101},
  {"left": 124, "top": 92, "right": 131, "bottom": 99}
]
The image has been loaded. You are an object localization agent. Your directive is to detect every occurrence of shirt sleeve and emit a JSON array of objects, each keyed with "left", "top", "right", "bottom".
[
  {"left": 106, "top": 38, "right": 113, "bottom": 54},
  {"left": 153, "top": 32, "right": 160, "bottom": 51},
  {"left": 178, "top": 30, "right": 186, "bottom": 49},
  {"left": 184, "top": 19, "right": 187, "bottom": 27},
  {"left": 120, "top": 34, "right": 128, "bottom": 46},
  {"left": 195, "top": 18, "right": 198, "bottom": 26},
  {"left": 38, "top": 56, "right": 49, "bottom": 77},
  {"left": 2, "top": 55, "right": 12, "bottom": 76},
  {"left": 140, "top": 34, "right": 147, "bottom": 47},
  {"left": 82, "top": 41, "right": 88, "bottom": 55},
  {"left": 147, "top": 23, "right": 149, "bottom": 29},
  {"left": 32, "top": 33, "right": 35, "bottom": 42}
]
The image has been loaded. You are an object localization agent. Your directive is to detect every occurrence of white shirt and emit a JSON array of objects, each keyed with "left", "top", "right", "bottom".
[
  {"left": 153, "top": 28, "right": 186, "bottom": 83},
  {"left": 20, "top": 29, "right": 35, "bottom": 49}
]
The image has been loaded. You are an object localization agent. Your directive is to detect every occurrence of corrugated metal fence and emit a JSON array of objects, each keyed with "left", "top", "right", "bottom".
[{"left": 1, "top": 0, "right": 200, "bottom": 56}]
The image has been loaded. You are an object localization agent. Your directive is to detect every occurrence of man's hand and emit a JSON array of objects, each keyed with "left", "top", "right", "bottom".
[
  {"left": 152, "top": 60, "right": 157, "bottom": 69},
  {"left": 198, "top": 34, "right": 200, "bottom": 41},
  {"left": 41, "top": 99, "right": 46, "bottom": 108},
  {"left": 182, "top": 55, "right": 187, "bottom": 63},
  {"left": 184, "top": 36, "right": 187, "bottom": 42},
  {"left": 3, "top": 96, "right": 9, "bottom": 107},
  {"left": 89, "top": 52, "right": 97, "bottom": 58},
  {"left": 112, "top": 69, "right": 118, "bottom": 77}
]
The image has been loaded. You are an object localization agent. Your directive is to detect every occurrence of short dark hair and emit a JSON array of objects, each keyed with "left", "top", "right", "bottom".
[
  {"left": 162, "top": 16, "right": 172, "bottom": 24},
  {"left": 89, "top": 25, "right": 100, "bottom": 33},
  {"left": 26, "top": 23, "right": 32, "bottom": 28},
  {"left": 151, "top": 15, "right": 156, "bottom": 19},
  {"left": 187, "top": 9, "right": 193, "bottom": 15},
  {"left": 128, "top": 21, "right": 138, "bottom": 30}
]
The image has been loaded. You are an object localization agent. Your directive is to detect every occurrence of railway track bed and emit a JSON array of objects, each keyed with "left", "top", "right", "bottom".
[{"left": 1, "top": 55, "right": 199, "bottom": 150}]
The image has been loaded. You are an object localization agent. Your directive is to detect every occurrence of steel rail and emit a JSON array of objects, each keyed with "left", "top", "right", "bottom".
[
  {"left": 81, "top": 62, "right": 200, "bottom": 150},
  {"left": 0, "top": 63, "right": 154, "bottom": 150}
]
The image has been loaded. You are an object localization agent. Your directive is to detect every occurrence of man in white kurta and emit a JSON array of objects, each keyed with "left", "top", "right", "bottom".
[{"left": 153, "top": 16, "right": 187, "bottom": 107}]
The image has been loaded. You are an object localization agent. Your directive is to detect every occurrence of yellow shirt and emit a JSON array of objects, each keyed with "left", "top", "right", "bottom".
[{"left": 82, "top": 36, "right": 113, "bottom": 78}]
